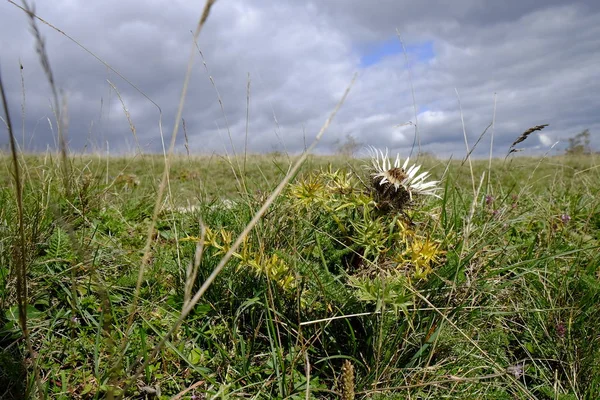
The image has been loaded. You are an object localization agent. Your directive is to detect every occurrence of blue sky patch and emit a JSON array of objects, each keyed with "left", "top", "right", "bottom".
[{"left": 359, "top": 38, "right": 434, "bottom": 67}]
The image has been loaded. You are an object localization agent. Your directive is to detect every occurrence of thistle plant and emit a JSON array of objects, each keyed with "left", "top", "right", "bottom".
[
  {"left": 285, "top": 159, "right": 443, "bottom": 282},
  {"left": 185, "top": 225, "right": 298, "bottom": 292},
  {"left": 395, "top": 235, "right": 445, "bottom": 280},
  {"left": 368, "top": 147, "right": 440, "bottom": 211}
]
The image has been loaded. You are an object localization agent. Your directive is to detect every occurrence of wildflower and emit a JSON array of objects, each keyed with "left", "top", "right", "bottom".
[
  {"left": 401, "top": 236, "right": 444, "bottom": 280},
  {"left": 485, "top": 195, "right": 494, "bottom": 205},
  {"left": 560, "top": 214, "right": 571, "bottom": 224},
  {"left": 511, "top": 194, "right": 519, "bottom": 209},
  {"left": 507, "top": 363, "right": 524, "bottom": 379},
  {"left": 289, "top": 174, "right": 326, "bottom": 208},
  {"left": 556, "top": 322, "right": 566, "bottom": 338},
  {"left": 369, "top": 147, "right": 440, "bottom": 201}
]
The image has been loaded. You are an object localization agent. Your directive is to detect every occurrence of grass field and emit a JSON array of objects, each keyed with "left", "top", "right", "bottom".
[
  {"left": 2, "top": 2, "right": 600, "bottom": 398},
  {"left": 1, "top": 151, "right": 600, "bottom": 399}
]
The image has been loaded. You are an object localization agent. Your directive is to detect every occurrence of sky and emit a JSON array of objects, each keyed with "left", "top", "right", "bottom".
[{"left": 1, "top": 0, "right": 599, "bottom": 158}]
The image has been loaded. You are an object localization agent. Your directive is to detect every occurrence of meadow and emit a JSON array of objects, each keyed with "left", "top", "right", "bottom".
[
  {"left": 1, "top": 1, "right": 600, "bottom": 398},
  {"left": 1, "top": 152, "right": 599, "bottom": 399}
]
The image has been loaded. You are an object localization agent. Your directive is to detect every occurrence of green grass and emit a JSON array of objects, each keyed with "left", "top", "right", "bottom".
[{"left": 1, "top": 152, "right": 599, "bottom": 399}]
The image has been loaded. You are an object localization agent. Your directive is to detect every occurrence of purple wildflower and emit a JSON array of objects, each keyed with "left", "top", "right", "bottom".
[
  {"left": 556, "top": 323, "right": 566, "bottom": 338},
  {"left": 507, "top": 363, "right": 524, "bottom": 379}
]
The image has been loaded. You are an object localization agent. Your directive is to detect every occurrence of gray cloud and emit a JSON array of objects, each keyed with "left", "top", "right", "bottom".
[{"left": 1, "top": 0, "right": 599, "bottom": 158}]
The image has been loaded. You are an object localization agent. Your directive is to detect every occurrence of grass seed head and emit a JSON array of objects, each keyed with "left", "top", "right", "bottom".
[{"left": 340, "top": 360, "right": 355, "bottom": 400}]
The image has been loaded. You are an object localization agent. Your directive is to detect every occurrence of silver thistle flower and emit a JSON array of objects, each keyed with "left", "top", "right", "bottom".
[{"left": 368, "top": 147, "right": 440, "bottom": 200}]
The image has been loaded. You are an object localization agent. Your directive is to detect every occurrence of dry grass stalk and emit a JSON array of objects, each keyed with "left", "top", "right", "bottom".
[
  {"left": 107, "top": 79, "right": 141, "bottom": 155},
  {"left": 22, "top": 1, "right": 71, "bottom": 193},
  {"left": 487, "top": 93, "right": 497, "bottom": 193},
  {"left": 396, "top": 30, "right": 420, "bottom": 158},
  {"left": 194, "top": 40, "right": 244, "bottom": 193},
  {"left": 455, "top": 88, "right": 476, "bottom": 196},
  {"left": 182, "top": 118, "right": 191, "bottom": 158},
  {"left": 0, "top": 59, "right": 44, "bottom": 399},
  {"left": 244, "top": 72, "right": 251, "bottom": 178},
  {"left": 461, "top": 121, "right": 493, "bottom": 166}
]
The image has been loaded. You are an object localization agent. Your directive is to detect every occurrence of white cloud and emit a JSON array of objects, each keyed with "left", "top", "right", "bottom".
[
  {"left": 538, "top": 133, "right": 555, "bottom": 147},
  {"left": 419, "top": 110, "right": 450, "bottom": 126}
]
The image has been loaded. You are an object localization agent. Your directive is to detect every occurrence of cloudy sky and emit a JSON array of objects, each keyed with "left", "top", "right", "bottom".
[{"left": 1, "top": 0, "right": 599, "bottom": 158}]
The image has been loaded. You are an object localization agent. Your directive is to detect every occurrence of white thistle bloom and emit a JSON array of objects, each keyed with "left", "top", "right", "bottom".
[{"left": 368, "top": 147, "right": 440, "bottom": 199}]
